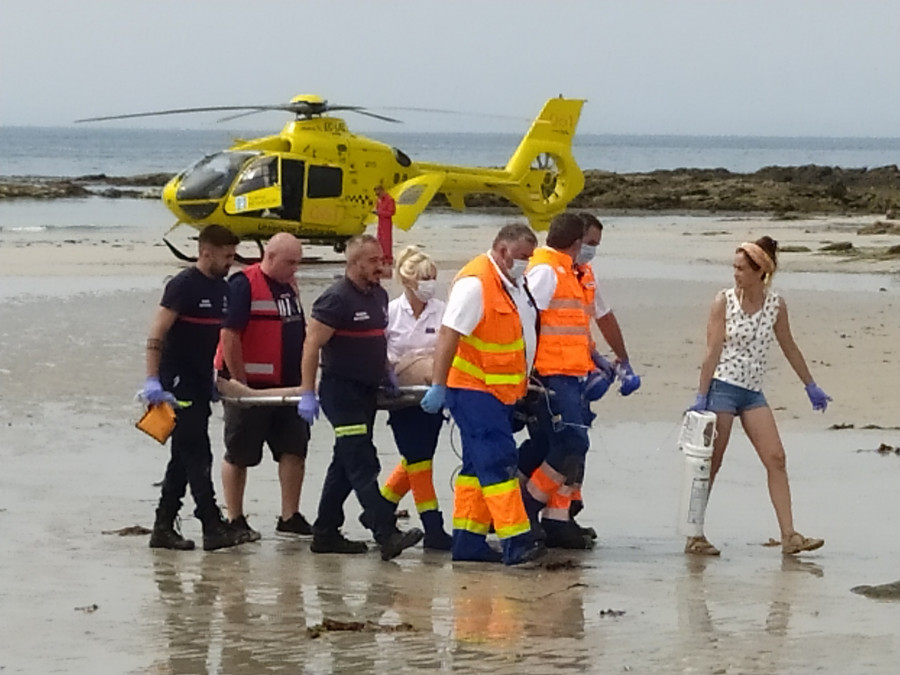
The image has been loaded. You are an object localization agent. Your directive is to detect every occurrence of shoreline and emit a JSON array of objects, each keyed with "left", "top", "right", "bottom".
[{"left": 1, "top": 163, "right": 898, "bottom": 216}]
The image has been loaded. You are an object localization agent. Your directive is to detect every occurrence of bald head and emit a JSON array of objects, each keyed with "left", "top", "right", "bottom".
[{"left": 261, "top": 233, "right": 302, "bottom": 284}]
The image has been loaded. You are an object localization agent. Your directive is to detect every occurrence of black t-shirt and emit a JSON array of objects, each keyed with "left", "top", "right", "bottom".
[
  {"left": 159, "top": 267, "right": 228, "bottom": 394},
  {"left": 312, "top": 277, "right": 388, "bottom": 386},
  {"left": 222, "top": 271, "right": 306, "bottom": 386}
]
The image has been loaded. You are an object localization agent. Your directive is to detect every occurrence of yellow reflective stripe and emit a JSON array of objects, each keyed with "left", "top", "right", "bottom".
[
  {"left": 482, "top": 478, "right": 520, "bottom": 498},
  {"left": 547, "top": 298, "right": 584, "bottom": 310},
  {"left": 539, "top": 325, "right": 589, "bottom": 336},
  {"left": 496, "top": 520, "right": 531, "bottom": 539},
  {"left": 406, "top": 459, "right": 433, "bottom": 474},
  {"left": 456, "top": 475, "right": 482, "bottom": 489},
  {"left": 460, "top": 334, "right": 524, "bottom": 353},
  {"left": 381, "top": 486, "right": 403, "bottom": 503},
  {"left": 451, "top": 356, "right": 526, "bottom": 386},
  {"left": 415, "top": 500, "right": 439, "bottom": 513},
  {"left": 335, "top": 423, "right": 367, "bottom": 437},
  {"left": 452, "top": 517, "right": 491, "bottom": 535}
]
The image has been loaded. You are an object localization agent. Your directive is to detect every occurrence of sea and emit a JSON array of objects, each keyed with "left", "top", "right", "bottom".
[{"left": 1, "top": 126, "right": 899, "bottom": 177}]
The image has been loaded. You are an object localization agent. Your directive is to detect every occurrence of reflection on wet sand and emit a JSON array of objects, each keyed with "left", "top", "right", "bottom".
[
  {"left": 145, "top": 545, "right": 593, "bottom": 674},
  {"left": 675, "top": 554, "right": 825, "bottom": 674}
]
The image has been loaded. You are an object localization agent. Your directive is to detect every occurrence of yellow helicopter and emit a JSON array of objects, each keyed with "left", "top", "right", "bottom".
[{"left": 77, "top": 94, "right": 585, "bottom": 259}]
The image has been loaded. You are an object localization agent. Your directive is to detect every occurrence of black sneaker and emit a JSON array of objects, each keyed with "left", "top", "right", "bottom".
[
  {"left": 379, "top": 527, "right": 424, "bottom": 561},
  {"left": 203, "top": 520, "right": 246, "bottom": 551},
  {"left": 508, "top": 541, "right": 548, "bottom": 566},
  {"left": 276, "top": 513, "right": 313, "bottom": 537},
  {"left": 229, "top": 515, "right": 261, "bottom": 543},
  {"left": 310, "top": 532, "right": 368, "bottom": 554},
  {"left": 149, "top": 523, "right": 195, "bottom": 551}
]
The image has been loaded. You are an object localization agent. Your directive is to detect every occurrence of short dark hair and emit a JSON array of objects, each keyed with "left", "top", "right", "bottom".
[
  {"left": 345, "top": 233, "right": 381, "bottom": 263},
  {"left": 492, "top": 222, "right": 537, "bottom": 249},
  {"left": 546, "top": 212, "right": 585, "bottom": 249},
  {"left": 198, "top": 224, "right": 239, "bottom": 247},
  {"left": 579, "top": 212, "right": 603, "bottom": 234}
]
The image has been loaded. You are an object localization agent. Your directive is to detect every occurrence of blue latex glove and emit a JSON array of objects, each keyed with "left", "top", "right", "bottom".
[
  {"left": 420, "top": 384, "right": 447, "bottom": 414},
  {"left": 297, "top": 391, "right": 320, "bottom": 424},
  {"left": 142, "top": 376, "right": 176, "bottom": 406},
  {"left": 615, "top": 360, "right": 642, "bottom": 396},
  {"left": 584, "top": 368, "right": 614, "bottom": 402},
  {"left": 688, "top": 393, "right": 709, "bottom": 412},
  {"left": 805, "top": 382, "right": 832, "bottom": 412},
  {"left": 590, "top": 350, "right": 616, "bottom": 379}
]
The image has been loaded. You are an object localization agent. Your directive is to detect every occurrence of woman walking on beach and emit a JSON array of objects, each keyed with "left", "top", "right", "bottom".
[
  {"left": 687, "top": 236, "right": 831, "bottom": 556},
  {"left": 379, "top": 246, "right": 453, "bottom": 550}
]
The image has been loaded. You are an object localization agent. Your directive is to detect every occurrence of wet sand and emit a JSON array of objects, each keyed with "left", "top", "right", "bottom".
[{"left": 1, "top": 212, "right": 899, "bottom": 673}]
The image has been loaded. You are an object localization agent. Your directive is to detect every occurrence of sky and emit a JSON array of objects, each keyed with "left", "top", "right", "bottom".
[{"left": 1, "top": 0, "right": 898, "bottom": 137}]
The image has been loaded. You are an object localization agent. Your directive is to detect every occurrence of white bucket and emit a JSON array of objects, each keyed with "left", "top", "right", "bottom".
[
  {"left": 678, "top": 410, "right": 717, "bottom": 452},
  {"left": 676, "top": 410, "right": 717, "bottom": 537}
]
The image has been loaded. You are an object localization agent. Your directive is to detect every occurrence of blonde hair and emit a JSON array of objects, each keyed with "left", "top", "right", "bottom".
[{"left": 395, "top": 246, "right": 437, "bottom": 286}]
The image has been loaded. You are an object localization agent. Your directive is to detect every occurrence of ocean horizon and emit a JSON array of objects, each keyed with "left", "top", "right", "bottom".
[{"left": 1, "top": 126, "right": 898, "bottom": 178}]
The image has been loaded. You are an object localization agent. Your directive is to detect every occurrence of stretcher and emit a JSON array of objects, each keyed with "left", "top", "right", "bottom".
[{"left": 216, "top": 377, "right": 429, "bottom": 411}]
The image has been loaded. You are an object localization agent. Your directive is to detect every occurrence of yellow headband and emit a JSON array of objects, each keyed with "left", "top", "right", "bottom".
[{"left": 739, "top": 242, "right": 775, "bottom": 276}]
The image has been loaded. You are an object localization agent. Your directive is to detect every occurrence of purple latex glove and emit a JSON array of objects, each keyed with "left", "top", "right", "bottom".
[
  {"left": 590, "top": 351, "right": 616, "bottom": 379},
  {"left": 688, "top": 392, "right": 709, "bottom": 412},
  {"left": 615, "top": 360, "right": 642, "bottom": 396},
  {"left": 383, "top": 366, "right": 401, "bottom": 398},
  {"left": 805, "top": 382, "right": 832, "bottom": 412},
  {"left": 584, "top": 368, "right": 614, "bottom": 402},
  {"left": 141, "top": 376, "right": 176, "bottom": 406},
  {"left": 297, "top": 391, "right": 320, "bottom": 424}
]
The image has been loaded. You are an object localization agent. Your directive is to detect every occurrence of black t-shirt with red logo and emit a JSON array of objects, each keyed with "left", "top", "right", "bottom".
[
  {"left": 312, "top": 277, "right": 388, "bottom": 386},
  {"left": 159, "top": 267, "right": 228, "bottom": 396}
]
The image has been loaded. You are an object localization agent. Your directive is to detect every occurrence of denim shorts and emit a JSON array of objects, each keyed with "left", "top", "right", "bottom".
[{"left": 707, "top": 378, "right": 767, "bottom": 415}]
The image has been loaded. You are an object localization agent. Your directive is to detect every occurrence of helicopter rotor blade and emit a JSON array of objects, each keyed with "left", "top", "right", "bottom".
[
  {"left": 74, "top": 105, "right": 298, "bottom": 124},
  {"left": 346, "top": 109, "right": 402, "bottom": 124}
]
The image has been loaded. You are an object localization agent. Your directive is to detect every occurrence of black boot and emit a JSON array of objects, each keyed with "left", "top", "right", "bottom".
[
  {"left": 202, "top": 517, "right": 245, "bottom": 551},
  {"left": 378, "top": 527, "right": 424, "bottom": 561},
  {"left": 569, "top": 500, "right": 597, "bottom": 540},
  {"left": 149, "top": 508, "right": 195, "bottom": 551},
  {"left": 543, "top": 519, "right": 595, "bottom": 550},
  {"left": 521, "top": 490, "right": 546, "bottom": 542},
  {"left": 420, "top": 511, "right": 452, "bottom": 551}
]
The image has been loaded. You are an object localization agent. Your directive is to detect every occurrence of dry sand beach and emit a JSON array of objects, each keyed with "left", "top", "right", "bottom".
[{"left": 1, "top": 211, "right": 899, "bottom": 673}]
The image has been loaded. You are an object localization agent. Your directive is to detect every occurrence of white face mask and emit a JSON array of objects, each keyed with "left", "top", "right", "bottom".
[
  {"left": 412, "top": 279, "right": 437, "bottom": 303},
  {"left": 508, "top": 258, "right": 528, "bottom": 282},
  {"left": 576, "top": 244, "right": 597, "bottom": 265}
]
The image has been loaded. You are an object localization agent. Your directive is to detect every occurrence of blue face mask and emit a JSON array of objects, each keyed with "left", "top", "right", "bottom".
[{"left": 576, "top": 244, "right": 597, "bottom": 265}]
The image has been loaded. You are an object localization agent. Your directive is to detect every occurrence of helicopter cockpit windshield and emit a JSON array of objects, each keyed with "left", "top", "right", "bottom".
[{"left": 177, "top": 151, "right": 259, "bottom": 201}]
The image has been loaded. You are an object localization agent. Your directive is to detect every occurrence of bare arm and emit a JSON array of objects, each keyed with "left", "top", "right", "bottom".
[
  {"left": 595, "top": 311, "right": 629, "bottom": 362},
  {"left": 773, "top": 297, "right": 814, "bottom": 385},
  {"left": 146, "top": 306, "right": 178, "bottom": 378},
  {"left": 430, "top": 325, "right": 462, "bottom": 387},
  {"left": 220, "top": 328, "right": 247, "bottom": 384},
  {"left": 299, "top": 318, "right": 335, "bottom": 393},
  {"left": 697, "top": 292, "right": 727, "bottom": 394}
]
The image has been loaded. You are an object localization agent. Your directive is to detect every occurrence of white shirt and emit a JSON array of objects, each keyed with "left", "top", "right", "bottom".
[
  {"left": 526, "top": 260, "right": 611, "bottom": 318},
  {"left": 713, "top": 287, "right": 781, "bottom": 392},
  {"left": 386, "top": 293, "right": 446, "bottom": 364},
  {"left": 442, "top": 252, "right": 538, "bottom": 371}
]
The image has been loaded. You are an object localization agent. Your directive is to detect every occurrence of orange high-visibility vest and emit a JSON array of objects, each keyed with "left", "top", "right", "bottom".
[
  {"left": 529, "top": 247, "right": 594, "bottom": 377},
  {"left": 446, "top": 254, "right": 527, "bottom": 405}
]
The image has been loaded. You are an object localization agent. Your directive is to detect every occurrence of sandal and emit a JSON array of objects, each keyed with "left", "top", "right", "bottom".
[
  {"left": 782, "top": 532, "right": 824, "bottom": 555},
  {"left": 684, "top": 535, "right": 721, "bottom": 556}
]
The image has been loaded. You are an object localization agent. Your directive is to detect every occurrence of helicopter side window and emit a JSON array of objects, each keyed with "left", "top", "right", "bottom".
[
  {"left": 307, "top": 166, "right": 342, "bottom": 199},
  {"left": 177, "top": 151, "right": 256, "bottom": 201},
  {"left": 233, "top": 157, "right": 278, "bottom": 197}
]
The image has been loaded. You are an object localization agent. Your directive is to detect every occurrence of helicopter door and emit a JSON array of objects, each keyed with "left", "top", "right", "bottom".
[
  {"left": 278, "top": 159, "right": 304, "bottom": 221},
  {"left": 302, "top": 164, "right": 345, "bottom": 227},
  {"left": 225, "top": 156, "right": 282, "bottom": 215},
  {"left": 385, "top": 174, "right": 445, "bottom": 231}
]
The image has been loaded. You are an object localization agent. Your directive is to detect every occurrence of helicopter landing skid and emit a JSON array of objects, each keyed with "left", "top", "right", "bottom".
[{"left": 162, "top": 237, "right": 264, "bottom": 265}]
